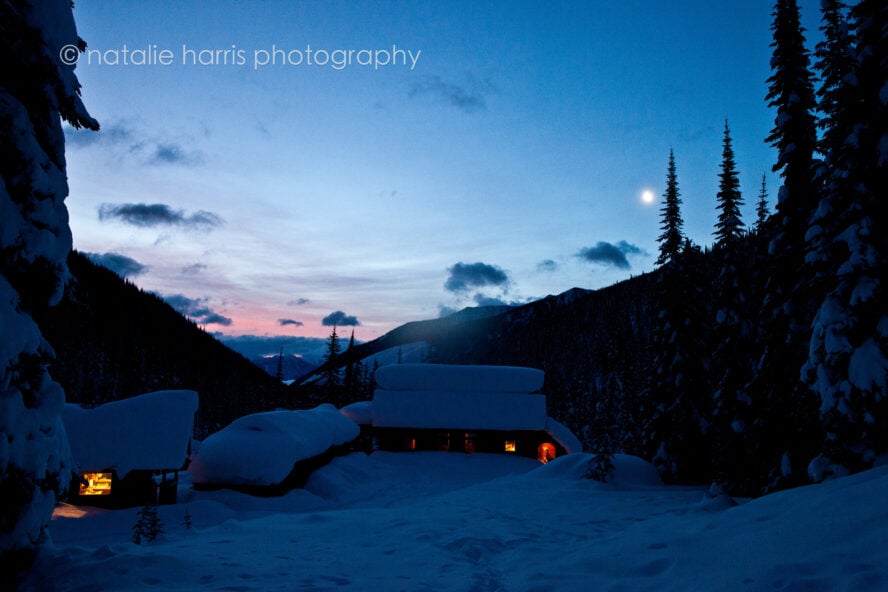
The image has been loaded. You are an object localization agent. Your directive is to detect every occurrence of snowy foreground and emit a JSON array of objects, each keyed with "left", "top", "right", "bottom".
[{"left": 28, "top": 452, "right": 888, "bottom": 592}]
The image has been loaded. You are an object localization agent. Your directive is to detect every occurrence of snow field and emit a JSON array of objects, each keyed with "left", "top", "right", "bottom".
[{"left": 30, "top": 452, "right": 888, "bottom": 591}]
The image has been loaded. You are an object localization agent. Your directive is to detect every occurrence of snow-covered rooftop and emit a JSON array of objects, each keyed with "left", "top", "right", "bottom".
[
  {"left": 375, "top": 363, "right": 544, "bottom": 393},
  {"left": 340, "top": 400, "right": 372, "bottom": 426},
  {"left": 188, "top": 404, "right": 359, "bottom": 488},
  {"left": 368, "top": 364, "right": 555, "bottom": 432},
  {"left": 372, "top": 389, "right": 547, "bottom": 430},
  {"left": 63, "top": 390, "right": 198, "bottom": 478}
]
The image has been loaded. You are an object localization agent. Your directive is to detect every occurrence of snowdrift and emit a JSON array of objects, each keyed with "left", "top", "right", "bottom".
[
  {"left": 189, "top": 404, "right": 359, "bottom": 489},
  {"left": 63, "top": 390, "right": 198, "bottom": 477}
]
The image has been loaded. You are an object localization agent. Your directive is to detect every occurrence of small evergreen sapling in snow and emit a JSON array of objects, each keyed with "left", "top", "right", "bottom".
[
  {"left": 586, "top": 453, "right": 615, "bottom": 483},
  {"left": 132, "top": 504, "right": 164, "bottom": 545},
  {"left": 182, "top": 505, "right": 193, "bottom": 531}
]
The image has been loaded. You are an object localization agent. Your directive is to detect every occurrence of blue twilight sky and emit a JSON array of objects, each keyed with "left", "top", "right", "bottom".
[{"left": 63, "top": 0, "right": 824, "bottom": 341}]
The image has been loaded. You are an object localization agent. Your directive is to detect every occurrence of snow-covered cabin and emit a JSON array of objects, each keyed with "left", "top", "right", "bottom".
[
  {"left": 63, "top": 390, "right": 199, "bottom": 508},
  {"left": 351, "top": 364, "right": 581, "bottom": 462}
]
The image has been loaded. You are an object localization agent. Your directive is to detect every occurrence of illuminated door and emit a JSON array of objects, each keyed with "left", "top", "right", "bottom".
[{"left": 537, "top": 443, "right": 556, "bottom": 464}]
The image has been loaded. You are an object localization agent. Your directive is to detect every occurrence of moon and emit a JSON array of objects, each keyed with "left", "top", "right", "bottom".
[{"left": 641, "top": 189, "right": 656, "bottom": 204}]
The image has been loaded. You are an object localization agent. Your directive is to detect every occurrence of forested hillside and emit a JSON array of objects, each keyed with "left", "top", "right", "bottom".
[{"left": 35, "top": 251, "right": 288, "bottom": 437}]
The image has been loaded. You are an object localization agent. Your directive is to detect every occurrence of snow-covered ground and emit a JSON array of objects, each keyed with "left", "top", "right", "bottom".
[{"left": 25, "top": 451, "right": 888, "bottom": 591}]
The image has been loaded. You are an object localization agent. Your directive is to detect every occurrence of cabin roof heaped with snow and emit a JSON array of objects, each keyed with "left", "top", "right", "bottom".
[
  {"left": 375, "top": 363, "right": 545, "bottom": 393},
  {"left": 371, "top": 364, "right": 548, "bottom": 430},
  {"left": 63, "top": 390, "right": 199, "bottom": 478},
  {"left": 372, "top": 390, "right": 548, "bottom": 430},
  {"left": 188, "top": 403, "right": 359, "bottom": 488}
]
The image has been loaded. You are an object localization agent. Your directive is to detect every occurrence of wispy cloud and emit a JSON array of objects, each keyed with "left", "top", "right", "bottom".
[
  {"left": 150, "top": 143, "right": 203, "bottom": 166},
  {"left": 65, "top": 120, "right": 204, "bottom": 167},
  {"left": 65, "top": 121, "right": 134, "bottom": 148},
  {"left": 472, "top": 293, "right": 523, "bottom": 308},
  {"left": 537, "top": 259, "right": 558, "bottom": 272},
  {"left": 98, "top": 202, "right": 223, "bottom": 231},
  {"left": 577, "top": 241, "right": 644, "bottom": 269},
  {"left": 162, "top": 293, "right": 232, "bottom": 326},
  {"left": 279, "top": 318, "right": 304, "bottom": 328},
  {"left": 287, "top": 298, "right": 310, "bottom": 306},
  {"left": 322, "top": 310, "right": 360, "bottom": 327},
  {"left": 84, "top": 251, "right": 147, "bottom": 278},
  {"left": 444, "top": 261, "right": 510, "bottom": 293},
  {"left": 409, "top": 74, "right": 494, "bottom": 113},
  {"left": 181, "top": 263, "right": 208, "bottom": 275}
]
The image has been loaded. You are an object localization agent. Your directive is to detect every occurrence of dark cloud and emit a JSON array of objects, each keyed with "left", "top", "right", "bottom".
[
  {"left": 322, "top": 310, "right": 361, "bottom": 327},
  {"left": 287, "top": 298, "right": 310, "bottom": 306},
  {"left": 444, "top": 261, "right": 509, "bottom": 293},
  {"left": 279, "top": 318, "right": 304, "bottom": 328},
  {"left": 577, "top": 241, "right": 644, "bottom": 270},
  {"left": 84, "top": 251, "right": 147, "bottom": 278},
  {"left": 98, "top": 202, "right": 223, "bottom": 230},
  {"left": 537, "top": 259, "right": 558, "bottom": 272},
  {"left": 409, "top": 75, "right": 493, "bottom": 113},
  {"left": 162, "top": 293, "right": 232, "bottom": 326}
]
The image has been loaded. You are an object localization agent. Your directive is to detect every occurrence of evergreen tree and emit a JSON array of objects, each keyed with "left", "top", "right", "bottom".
[
  {"left": 0, "top": 0, "right": 98, "bottom": 560},
  {"left": 343, "top": 330, "right": 358, "bottom": 401},
  {"left": 804, "top": 0, "right": 888, "bottom": 478},
  {"left": 275, "top": 347, "right": 284, "bottom": 382},
  {"left": 656, "top": 149, "right": 683, "bottom": 266},
  {"left": 323, "top": 326, "right": 342, "bottom": 404},
  {"left": 646, "top": 150, "right": 713, "bottom": 483},
  {"left": 709, "top": 123, "right": 758, "bottom": 493},
  {"left": 132, "top": 504, "right": 163, "bottom": 544},
  {"left": 746, "top": 0, "right": 822, "bottom": 492},
  {"left": 713, "top": 120, "right": 745, "bottom": 246},
  {"left": 755, "top": 173, "right": 770, "bottom": 232}
]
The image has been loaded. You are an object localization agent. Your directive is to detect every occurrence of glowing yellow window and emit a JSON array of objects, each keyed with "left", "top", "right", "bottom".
[
  {"left": 504, "top": 440, "right": 517, "bottom": 453},
  {"left": 79, "top": 472, "right": 113, "bottom": 496}
]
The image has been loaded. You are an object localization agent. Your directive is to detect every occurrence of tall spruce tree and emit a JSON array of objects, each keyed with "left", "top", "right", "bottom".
[
  {"left": 709, "top": 122, "right": 758, "bottom": 493},
  {"left": 755, "top": 173, "right": 770, "bottom": 233},
  {"left": 747, "top": 0, "right": 822, "bottom": 493},
  {"left": 713, "top": 120, "right": 745, "bottom": 245},
  {"left": 343, "top": 330, "right": 359, "bottom": 402},
  {"left": 646, "top": 152, "right": 713, "bottom": 484},
  {"left": 323, "top": 326, "right": 342, "bottom": 404},
  {"left": 656, "top": 149, "right": 683, "bottom": 266},
  {"left": 804, "top": 0, "right": 888, "bottom": 478},
  {"left": 1, "top": 0, "right": 98, "bottom": 562}
]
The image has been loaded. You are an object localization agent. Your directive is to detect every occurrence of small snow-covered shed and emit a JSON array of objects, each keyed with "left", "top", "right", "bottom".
[
  {"left": 63, "top": 390, "right": 199, "bottom": 508},
  {"left": 366, "top": 364, "right": 581, "bottom": 461},
  {"left": 188, "top": 404, "right": 359, "bottom": 495}
]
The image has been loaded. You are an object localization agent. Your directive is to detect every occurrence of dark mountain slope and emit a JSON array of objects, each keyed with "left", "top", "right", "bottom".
[
  {"left": 35, "top": 251, "right": 288, "bottom": 437},
  {"left": 291, "top": 274, "right": 658, "bottom": 453}
]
